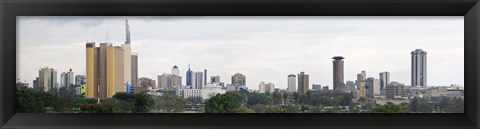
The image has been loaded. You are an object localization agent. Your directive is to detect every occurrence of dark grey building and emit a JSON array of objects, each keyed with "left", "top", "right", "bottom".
[
  {"left": 231, "top": 73, "right": 246, "bottom": 86},
  {"left": 332, "top": 56, "right": 349, "bottom": 92},
  {"left": 131, "top": 54, "right": 138, "bottom": 87},
  {"left": 411, "top": 49, "right": 427, "bottom": 87}
]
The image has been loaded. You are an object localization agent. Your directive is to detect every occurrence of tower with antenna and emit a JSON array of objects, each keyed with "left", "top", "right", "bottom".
[{"left": 125, "top": 19, "right": 131, "bottom": 44}]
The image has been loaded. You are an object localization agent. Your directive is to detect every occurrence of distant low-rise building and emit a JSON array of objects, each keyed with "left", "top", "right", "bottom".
[
  {"left": 176, "top": 83, "right": 225, "bottom": 99},
  {"left": 312, "top": 84, "right": 322, "bottom": 91}
]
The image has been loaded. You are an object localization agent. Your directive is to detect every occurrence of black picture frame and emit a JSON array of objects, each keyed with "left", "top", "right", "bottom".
[{"left": 1, "top": 0, "right": 479, "bottom": 128}]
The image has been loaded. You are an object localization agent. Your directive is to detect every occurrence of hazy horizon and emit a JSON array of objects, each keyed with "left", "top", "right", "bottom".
[{"left": 17, "top": 16, "right": 464, "bottom": 90}]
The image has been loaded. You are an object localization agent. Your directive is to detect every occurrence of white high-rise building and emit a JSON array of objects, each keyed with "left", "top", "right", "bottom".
[
  {"left": 258, "top": 81, "right": 275, "bottom": 93},
  {"left": 172, "top": 65, "right": 180, "bottom": 76},
  {"left": 258, "top": 81, "right": 266, "bottom": 93},
  {"left": 366, "top": 77, "right": 381, "bottom": 99},
  {"left": 411, "top": 49, "right": 427, "bottom": 87},
  {"left": 60, "top": 72, "right": 67, "bottom": 88},
  {"left": 287, "top": 74, "right": 296, "bottom": 92},
  {"left": 60, "top": 69, "right": 74, "bottom": 88},
  {"left": 66, "top": 68, "right": 74, "bottom": 87},
  {"left": 266, "top": 82, "right": 275, "bottom": 93}
]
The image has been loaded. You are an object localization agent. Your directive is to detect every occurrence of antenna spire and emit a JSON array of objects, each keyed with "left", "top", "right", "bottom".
[{"left": 125, "top": 19, "right": 131, "bottom": 44}]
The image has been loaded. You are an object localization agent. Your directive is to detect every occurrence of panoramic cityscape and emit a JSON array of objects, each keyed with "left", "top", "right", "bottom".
[{"left": 16, "top": 16, "right": 464, "bottom": 113}]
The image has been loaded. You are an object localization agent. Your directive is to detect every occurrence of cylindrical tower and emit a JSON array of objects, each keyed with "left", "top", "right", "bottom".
[{"left": 332, "top": 56, "right": 345, "bottom": 91}]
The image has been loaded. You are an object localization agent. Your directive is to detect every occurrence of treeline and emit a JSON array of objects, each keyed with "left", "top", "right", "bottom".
[
  {"left": 16, "top": 86, "right": 188, "bottom": 113},
  {"left": 204, "top": 91, "right": 354, "bottom": 113}
]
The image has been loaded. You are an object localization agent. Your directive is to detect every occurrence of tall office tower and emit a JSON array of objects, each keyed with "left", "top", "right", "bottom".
[
  {"left": 204, "top": 69, "right": 207, "bottom": 86},
  {"left": 122, "top": 19, "right": 132, "bottom": 86},
  {"left": 186, "top": 64, "right": 193, "bottom": 86},
  {"left": 332, "top": 56, "right": 347, "bottom": 92},
  {"left": 131, "top": 53, "right": 138, "bottom": 87},
  {"left": 287, "top": 74, "right": 296, "bottom": 92},
  {"left": 366, "top": 77, "right": 381, "bottom": 99},
  {"left": 38, "top": 67, "right": 57, "bottom": 92},
  {"left": 297, "top": 72, "right": 309, "bottom": 94},
  {"left": 356, "top": 70, "right": 366, "bottom": 98},
  {"left": 75, "top": 75, "right": 86, "bottom": 85},
  {"left": 60, "top": 72, "right": 67, "bottom": 88},
  {"left": 192, "top": 72, "right": 204, "bottom": 89},
  {"left": 211, "top": 76, "right": 220, "bottom": 83},
  {"left": 379, "top": 71, "right": 390, "bottom": 90},
  {"left": 258, "top": 81, "right": 266, "bottom": 93},
  {"left": 411, "top": 49, "right": 427, "bottom": 87},
  {"left": 172, "top": 65, "right": 180, "bottom": 76},
  {"left": 66, "top": 68, "right": 74, "bottom": 87},
  {"left": 231, "top": 73, "right": 246, "bottom": 86},
  {"left": 86, "top": 42, "right": 125, "bottom": 98}
]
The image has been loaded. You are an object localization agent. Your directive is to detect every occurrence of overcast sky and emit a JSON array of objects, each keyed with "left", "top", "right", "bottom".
[{"left": 17, "top": 16, "right": 464, "bottom": 90}]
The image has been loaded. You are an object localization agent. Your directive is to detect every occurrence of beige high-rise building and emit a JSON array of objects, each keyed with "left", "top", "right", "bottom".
[
  {"left": 86, "top": 42, "right": 125, "bottom": 98},
  {"left": 297, "top": 72, "right": 309, "bottom": 94},
  {"left": 38, "top": 67, "right": 57, "bottom": 92},
  {"left": 356, "top": 70, "right": 366, "bottom": 98},
  {"left": 122, "top": 44, "right": 131, "bottom": 86}
]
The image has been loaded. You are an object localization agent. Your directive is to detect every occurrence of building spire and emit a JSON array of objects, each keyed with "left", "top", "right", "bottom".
[{"left": 125, "top": 19, "right": 131, "bottom": 44}]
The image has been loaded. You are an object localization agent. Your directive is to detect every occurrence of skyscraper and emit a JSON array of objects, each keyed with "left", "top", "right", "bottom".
[
  {"left": 287, "top": 74, "right": 296, "bottom": 92},
  {"left": 158, "top": 74, "right": 171, "bottom": 89},
  {"left": 366, "top": 77, "right": 380, "bottom": 98},
  {"left": 66, "top": 68, "right": 74, "bottom": 87},
  {"left": 186, "top": 64, "right": 193, "bottom": 86},
  {"left": 60, "top": 72, "right": 67, "bottom": 88},
  {"left": 231, "top": 73, "right": 246, "bottom": 86},
  {"left": 356, "top": 70, "right": 366, "bottom": 98},
  {"left": 379, "top": 71, "right": 390, "bottom": 90},
  {"left": 172, "top": 65, "right": 180, "bottom": 76},
  {"left": 258, "top": 81, "right": 266, "bottom": 93},
  {"left": 297, "top": 72, "right": 309, "bottom": 94},
  {"left": 332, "top": 56, "right": 347, "bottom": 92},
  {"left": 85, "top": 42, "right": 125, "bottom": 98},
  {"left": 122, "top": 19, "right": 132, "bottom": 86},
  {"left": 38, "top": 67, "right": 57, "bottom": 92},
  {"left": 204, "top": 69, "right": 207, "bottom": 86},
  {"left": 131, "top": 53, "right": 138, "bottom": 87},
  {"left": 411, "top": 49, "right": 427, "bottom": 87},
  {"left": 192, "top": 72, "right": 204, "bottom": 89}
]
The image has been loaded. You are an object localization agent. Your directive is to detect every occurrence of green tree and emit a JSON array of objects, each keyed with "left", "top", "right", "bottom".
[
  {"left": 369, "top": 102, "right": 406, "bottom": 113},
  {"left": 282, "top": 92, "right": 289, "bottom": 105},
  {"left": 251, "top": 104, "right": 266, "bottom": 113},
  {"left": 113, "top": 92, "right": 135, "bottom": 101},
  {"left": 16, "top": 89, "right": 45, "bottom": 113},
  {"left": 285, "top": 105, "right": 300, "bottom": 113},
  {"left": 134, "top": 93, "right": 156, "bottom": 113},
  {"left": 292, "top": 92, "right": 301, "bottom": 104},
  {"left": 205, "top": 93, "right": 241, "bottom": 113},
  {"left": 273, "top": 92, "right": 282, "bottom": 105}
]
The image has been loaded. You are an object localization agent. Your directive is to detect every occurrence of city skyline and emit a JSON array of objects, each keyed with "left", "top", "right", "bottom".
[{"left": 17, "top": 16, "right": 464, "bottom": 90}]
